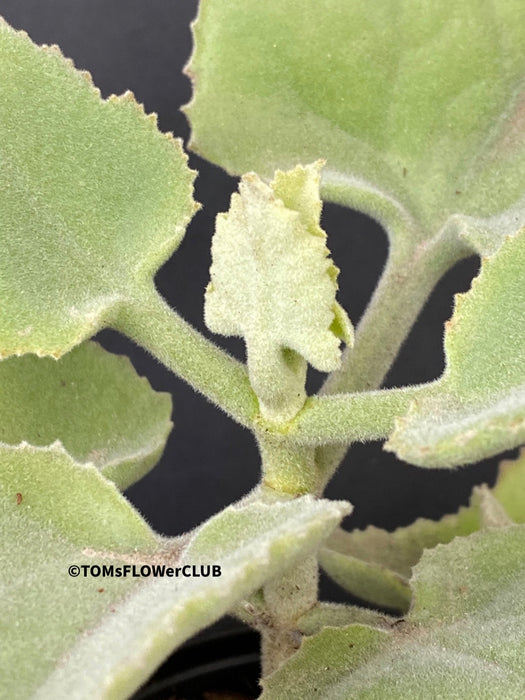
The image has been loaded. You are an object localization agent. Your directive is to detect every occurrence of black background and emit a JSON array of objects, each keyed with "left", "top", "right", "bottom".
[{"left": 0, "top": 1, "right": 504, "bottom": 549}]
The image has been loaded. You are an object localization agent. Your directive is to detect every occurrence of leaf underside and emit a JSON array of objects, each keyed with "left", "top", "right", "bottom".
[
  {"left": 262, "top": 526, "right": 525, "bottom": 699},
  {"left": 0, "top": 442, "right": 350, "bottom": 699}
]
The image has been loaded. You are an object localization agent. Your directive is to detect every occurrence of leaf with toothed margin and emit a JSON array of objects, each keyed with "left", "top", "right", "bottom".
[
  {"left": 0, "top": 341, "right": 172, "bottom": 490},
  {"left": 319, "top": 449, "right": 525, "bottom": 612},
  {"left": 492, "top": 447, "right": 525, "bottom": 524},
  {"left": 205, "top": 162, "right": 352, "bottom": 422},
  {"left": 386, "top": 227, "right": 525, "bottom": 467},
  {"left": 320, "top": 500, "right": 479, "bottom": 616},
  {"left": 0, "top": 19, "right": 197, "bottom": 359},
  {"left": 1, "top": 440, "right": 350, "bottom": 699},
  {"left": 262, "top": 525, "right": 525, "bottom": 699},
  {"left": 187, "top": 1, "right": 525, "bottom": 256}
]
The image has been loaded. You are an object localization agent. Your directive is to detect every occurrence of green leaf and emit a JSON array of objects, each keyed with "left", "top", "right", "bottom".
[
  {"left": 205, "top": 162, "right": 352, "bottom": 422},
  {"left": 493, "top": 448, "right": 525, "bottom": 523},
  {"left": 0, "top": 443, "right": 159, "bottom": 550},
  {"left": 386, "top": 227, "right": 525, "bottom": 467},
  {"left": 187, "top": 1, "right": 525, "bottom": 253},
  {"left": 320, "top": 501, "right": 479, "bottom": 614},
  {"left": 0, "top": 341, "right": 172, "bottom": 489},
  {"left": 326, "top": 500, "right": 480, "bottom": 579},
  {"left": 0, "top": 20, "right": 197, "bottom": 359},
  {"left": 0, "top": 442, "right": 350, "bottom": 699},
  {"left": 43, "top": 496, "right": 350, "bottom": 700},
  {"left": 318, "top": 547, "right": 413, "bottom": 614},
  {"left": 262, "top": 526, "right": 525, "bottom": 699},
  {"left": 320, "top": 451, "right": 525, "bottom": 610},
  {"left": 296, "top": 602, "right": 394, "bottom": 637}
]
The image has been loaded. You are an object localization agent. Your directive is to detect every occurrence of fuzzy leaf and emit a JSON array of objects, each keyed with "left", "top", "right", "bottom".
[
  {"left": 187, "top": 1, "right": 525, "bottom": 253},
  {"left": 0, "top": 341, "right": 172, "bottom": 489},
  {"left": 324, "top": 502, "right": 479, "bottom": 578},
  {"left": 319, "top": 546, "right": 412, "bottom": 613},
  {"left": 386, "top": 228, "right": 525, "bottom": 467},
  {"left": 320, "top": 501, "right": 479, "bottom": 614},
  {"left": 0, "top": 20, "right": 197, "bottom": 358},
  {"left": 320, "top": 450, "right": 525, "bottom": 610},
  {"left": 493, "top": 448, "right": 525, "bottom": 523},
  {"left": 296, "top": 602, "right": 394, "bottom": 637},
  {"left": 205, "top": 163, "right": 352, "bottom": 422},
  {"left": 0, "top": 443, "right": 349, "bottom": 699},
  {"left": 262, "top": 526, "right": 525, "bottom": 699}
]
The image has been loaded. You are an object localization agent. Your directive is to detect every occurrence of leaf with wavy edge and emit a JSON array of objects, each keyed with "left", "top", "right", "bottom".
[
  {"left": 320, "top": 500, "right": 479, "bottom": 614},
  {"left": 0, "top": 341, "right": 172, "bottom": 490},
  {"left": 187, "top": 1, "right": 525, "bottom": 254},
  {"left": 493, "top": 448, "right": 525, "bottom": 523},
  {"left": 205, "top": 162, "right": 352, "bottom": 422},
  {"left": 0, "top": 441, "right": 350, "bottom": 699},
  {"left": 0, "top": 19, "right": 197, "bottom": 358},
  {"left": 320, "top": 449, "right": 525, "bottom": 611},
  {"left": 296, "top": 602, "right": 394, "bottom": 637},
  {"left": 262, "top": 526, "right": 525, "bottom": 699},
  {"left": 386, "top": 227, "right": 525, "bottom": 467}
]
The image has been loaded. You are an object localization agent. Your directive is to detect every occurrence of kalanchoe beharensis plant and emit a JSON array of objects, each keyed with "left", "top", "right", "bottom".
[{"left": 1, "top": 0, "right": 525, "bottom": 697}]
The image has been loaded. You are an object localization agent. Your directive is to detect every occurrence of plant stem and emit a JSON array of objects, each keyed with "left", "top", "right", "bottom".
[
  {"left": 113, "top": 287, "right": 258, "bottom": 427},
  {"left": 261, "top": 555, "right": 318, "bottom": 676},
  {"left": 255, "top": 436, "right": 322, "bottom": 675},
  {"left": 287, "top": 383, "right": 430, "bottom": 445},
  {"left": 324, "top": 239, "right": 463, "bottom": 395},
  {"left": 317, "top": 237, "right": 469, "bottom": 484},
  {"left": 257, "top": 431, "right": 322, "bottom": 495}
]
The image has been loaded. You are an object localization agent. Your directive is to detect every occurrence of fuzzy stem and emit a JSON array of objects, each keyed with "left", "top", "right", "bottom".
[
  {"left": 323, "top": 239, "right": 464, "bottom": 396},
  {"left": 113, "top": 287, "right": 259, "bottom": 427},
  {"left": 257, "top": 431, "right": 322, "bottom": 495},
  {"left": 261, "top": 555, "right": 318, "bottom": 676},
  {"left": 316, "top": 237, "right": 469, "bottom": 484},
  {"left": 255, "top": 438, "right": 322, "bottom": 675},
  {"left": 287, "top": 383, "right": 430, "bottom": 445}
]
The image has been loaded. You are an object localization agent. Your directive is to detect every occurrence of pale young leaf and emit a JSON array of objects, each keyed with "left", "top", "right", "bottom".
[
  {"left": 386, "top": 227, "right": 525, "bottom": 467},
  {"left": 187, "top": 1, "right": 525, "bottom": 254},
  {"left": 0, "top": 20, "right": 197, "bottom": 359},
  {"left": 0, "top": 341, "right": 172, "bottom": 490},
  {"left": 205, "top": 162, "right": 352, "bottom": 422},
  {"left": 0, "top": 442, "right": 350, "bottom": 699},
  {"left": 262, "top": 526, "right": 525, "bottom": 699}
]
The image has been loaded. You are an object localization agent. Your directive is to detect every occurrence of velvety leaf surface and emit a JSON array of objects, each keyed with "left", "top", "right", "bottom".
[
  {"left": 493, "top": 448, "right": 525, "bottom": 523},
  {"left": 187, "top": 1, "right": 525, "bottom": 249},
  {"left": 0, "top": 444, "right": 159, "bottom": 699},
  {"left": 0, "top": 341, "right": 172, "bottom": 489},
  {"left": 0, "top": 443, "right": 349, "bottom": 699},
  {"left": 262, "top": 526, "right": 525, "bottom": 699},
  {"left": 320, "top": 450, "right": 525, "bottom": 610},
  {"left": 296, "top": 602, "right": 394, "bottom": 637},
  {"left": 205, "top": 163, "right": 351, "bottom": 422},
  {"left": 318, "top": 547, "right": 413, "bottom": 614},
  {"left": 386, "top": 227, "right": 525, "bottom": 467},
  {"left": 0, "top": 19, "right": 197, "bottom": 358},
  {"left": 320, "top": 502, "right": 479, "bottom": 614}
]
